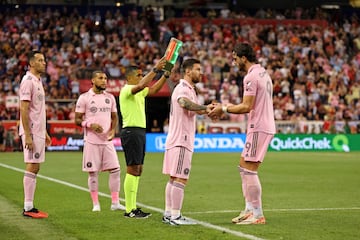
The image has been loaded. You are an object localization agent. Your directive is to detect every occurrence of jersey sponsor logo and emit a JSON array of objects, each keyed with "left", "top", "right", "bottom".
[{"left": 99, "top": 107, "right": 111, "bottom": 112}]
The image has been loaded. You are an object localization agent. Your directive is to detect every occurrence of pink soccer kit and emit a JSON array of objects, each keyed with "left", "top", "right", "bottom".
[
  {"left": 19, "top": 71, "right": 46, "bottom": 163},
  {"left": 163, "top": 79, "right": 198, "bottom": 178},
  {"left": 241, "top": 64, "right": 276, "bottom": 163},
  {"left": 75, "top": 89, "right": 119, "bottom": 172}
]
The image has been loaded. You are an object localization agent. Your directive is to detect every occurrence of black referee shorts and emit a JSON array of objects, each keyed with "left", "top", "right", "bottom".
[{"left": 120, "top": 127, "right": 146, "bottom": 166}]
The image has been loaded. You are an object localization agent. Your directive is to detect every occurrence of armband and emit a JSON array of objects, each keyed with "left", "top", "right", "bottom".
[{"left": 222, "top": 105, "right": 228, "bottom": 113}]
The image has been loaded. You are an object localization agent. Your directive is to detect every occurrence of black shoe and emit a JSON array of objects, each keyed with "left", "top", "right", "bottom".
[
  {"left": 162, "top": 215, "right": 171, "bottom": 224},
  {"left": 124, "top": 208, "right": 151, "bottom": 218}
]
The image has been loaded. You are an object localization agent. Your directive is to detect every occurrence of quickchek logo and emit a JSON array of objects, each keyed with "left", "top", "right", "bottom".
[
  {"left": 270, "top": 135, "right": 350, "bottom": 152},
  {"left": 332, "top": 134, "right": 350, "bottom": 152}
]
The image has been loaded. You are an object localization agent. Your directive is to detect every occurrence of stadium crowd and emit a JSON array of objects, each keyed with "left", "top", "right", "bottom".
[{"left": 0, "top": 4, "right": 360, "bottom": 136}]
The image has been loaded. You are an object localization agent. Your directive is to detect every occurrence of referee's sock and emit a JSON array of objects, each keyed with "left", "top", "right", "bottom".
[{"left": 124, "top": 173, "right": 137, "bottom": 213}]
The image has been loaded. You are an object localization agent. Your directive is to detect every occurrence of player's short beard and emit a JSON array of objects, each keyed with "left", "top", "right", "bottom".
[{"left": 95, "top": 84, "right": 106, "bottom": 91}]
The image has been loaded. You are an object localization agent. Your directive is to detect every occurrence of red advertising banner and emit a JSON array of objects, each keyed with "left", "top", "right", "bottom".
[
  {"left": 48, "top": 121, "right": 83, "bottom": 135},
  {"left": 2, "top": 120, "right": 82, "bottom": 134}
]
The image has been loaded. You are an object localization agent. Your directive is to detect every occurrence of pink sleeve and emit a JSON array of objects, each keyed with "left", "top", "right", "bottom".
[
  {"left": 243, "top": 75, "right": 257, "bottom": 96},
  {"left": 75, "top": 94, "right": 86, "bottom": 113},
  {"left": 19, "top": 79, "right": 32, "bottom": 101}
]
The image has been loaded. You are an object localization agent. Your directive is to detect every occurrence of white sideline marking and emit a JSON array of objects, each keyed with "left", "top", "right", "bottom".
[
  {"left": 184, "top": 207, "right": 360, "bottom": 215},
  {"left": 0, "top": 163, "right": 265, "bottom": 240}
]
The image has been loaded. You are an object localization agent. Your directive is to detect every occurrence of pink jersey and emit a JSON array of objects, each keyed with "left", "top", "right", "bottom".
[
  {"left": 165, "top": 79, "right": 198, "bottom": 151},
  {"left": 243, "top": 64, "right": 276, "bottom": 134},
  {"left": 19, "top": 71, "right": 46, "bottom": 139},
  {"left": 75, "top": 89, "right": 117, "bottom": 144}
]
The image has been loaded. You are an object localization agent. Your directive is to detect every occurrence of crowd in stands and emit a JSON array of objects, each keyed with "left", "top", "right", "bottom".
[{"left": 0, "top": 4, "right": 360, "bottom": 135}]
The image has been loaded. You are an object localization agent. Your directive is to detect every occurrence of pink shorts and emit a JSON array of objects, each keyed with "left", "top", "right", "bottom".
[
  {"left": 22, "top": 135, "right": 45, "bottom": 163},
  {"left": 82, "top": 141, "right": 120, "bottom": 172},
  {"left": 162, "top": 146, "right": 193, "bottom": 179},
  {"left": 241, "top": 132, "right": 274, "bottom": 162}
]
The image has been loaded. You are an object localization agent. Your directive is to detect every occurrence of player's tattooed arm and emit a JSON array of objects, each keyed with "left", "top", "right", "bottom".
[{"left": 178, "top": 97, "right": 207, "bottom": 112}]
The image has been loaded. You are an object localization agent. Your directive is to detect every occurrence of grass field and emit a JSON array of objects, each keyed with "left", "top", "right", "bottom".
[{"left": 0, "top": 151, "right": 359, "bottom": 240}]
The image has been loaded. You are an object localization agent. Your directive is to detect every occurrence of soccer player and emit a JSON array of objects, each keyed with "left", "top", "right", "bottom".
[
  {"left": 75, "top": 70, "right": 125, "bottom": 212},
  {"left": 119, "top": 58, "right": 168, "bottom": 218},
  {"left": 162, "top": 58, "right": 210, "bottom": 225},
  {"left": 19, "top": 50, "right": 52, "bottom": 218},
  {"left": 208, "top": 43, "right": 276, "bottom": 225}
]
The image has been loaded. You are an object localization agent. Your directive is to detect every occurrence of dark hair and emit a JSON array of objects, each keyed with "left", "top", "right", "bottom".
[
  {"left": 91, "top": 70, "right": 106, "bottom": 79},
  {"left": 181, "top": 58, "right": 200, "bottom": 73},
  {"left": 125, "top": 65, "right": 140, "bottom": 79},
  {"left": 27, "top": 50, "right": 43, "bottom": 64},
  {"left": 233, "top": 43, "right": 257, "bottom": 63}
]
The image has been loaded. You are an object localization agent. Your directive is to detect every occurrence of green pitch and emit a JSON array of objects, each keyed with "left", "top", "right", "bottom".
[{"left": 0, "top": 151, "right": 359, "bottom": 240}]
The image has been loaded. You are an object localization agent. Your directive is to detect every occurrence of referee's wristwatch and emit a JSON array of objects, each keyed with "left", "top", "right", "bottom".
[{"left": 163, "top": 71, "right": 170, "bottom": 78}]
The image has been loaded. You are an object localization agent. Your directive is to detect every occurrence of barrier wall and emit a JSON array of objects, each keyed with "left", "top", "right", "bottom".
[
  {"left": 2, "top": 121, "right": 359, "bottom": 152},
  {"left": 45, "top": 133, "right": 360, "bottom": 152}
]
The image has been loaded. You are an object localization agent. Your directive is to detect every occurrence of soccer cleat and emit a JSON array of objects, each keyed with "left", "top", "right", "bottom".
[
  {"left": 110, "top": 203, "right": 126, "bottom": 211},
  {"left": 236, "top": 215, "right": 266, "bottom": 225},
  {"left": 92, "top": 204, "right": 101, "bottom": 212},
  {"left": 162, "top": 216, "right": 171, "bottom": 224},
  {"left": 124, "top": 208, "right": 151, "bottom": 218},
  {"left": 170, "top": 215, "right": 197, "bottom": 225},
  {"left": 232, "top": 210, "right": 253, "bottom": 223},
  {"left": 23, "top": 208, "right": 48, "bottom": 219}
]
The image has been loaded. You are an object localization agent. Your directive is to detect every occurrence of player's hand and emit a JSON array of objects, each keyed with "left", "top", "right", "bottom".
[
  {"left": 206, "top": 103, "right": 217, "bottom": 114},
  {"left": 208, "top": 103, "right": 223, "bottom": 120},
  {"left": 24, "top": 134, "right": 34, "bottom": 151},
  {"left": 90, "top": 123, "right": 103, "bottom": 133},
  {"left": 45, "top": 133, "right": 52, "bottom": 146},
  {"left": 108, "top": 129, "right": 115, "bottom": 141}
]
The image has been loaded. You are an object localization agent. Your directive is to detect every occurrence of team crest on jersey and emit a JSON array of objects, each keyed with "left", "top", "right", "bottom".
[
  {"left": 183, "top": 168, "right": 190, "bottom": 175},
  {"left": 90, "top": 106, "right": 97, "bottom": 113},
  {"left": 86, "top": 162, "right": 92, "bottom": 168},
  {"left": 34, "top": 152, "right": 40, "bottom": 159},
  {"left": 105, "top": 98, "right": 110, "bottom": 104}
]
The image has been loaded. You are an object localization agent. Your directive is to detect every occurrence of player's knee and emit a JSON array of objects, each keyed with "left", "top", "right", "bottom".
[{"left": 127, "top": 165, "right": 142, "bottom": 176}]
